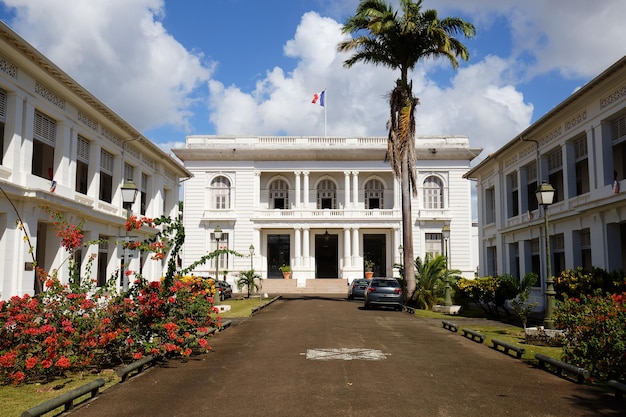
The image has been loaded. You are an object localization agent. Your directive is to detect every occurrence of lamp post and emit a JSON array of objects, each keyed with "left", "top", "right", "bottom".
[
  {"left": 214, "top": 226, "right": 223, "bottom": 302},
  {"left": 121, "top": 179, "right": 138, "bottom": 292},
  {"left": 250, "top": 244, "right": 260, "bottom": 302},
  {"left": 442, "top": 224, "right": 452, "bottom": 306},
  {"left": 535, "top": 182, "right": 556, "bottom": 329}
]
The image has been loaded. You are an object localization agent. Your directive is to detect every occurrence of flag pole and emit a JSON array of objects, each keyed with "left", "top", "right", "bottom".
[{"left": 324, "top": 89, "right": 327, "bottom": 137}]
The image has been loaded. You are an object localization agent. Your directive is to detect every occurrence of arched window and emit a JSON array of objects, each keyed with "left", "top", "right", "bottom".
[
  {"left": 317, "top": 179, "right": 336, "bottom": 209},
  {"left": 423, "top": 176, "right": 444, "bottom": 209},
  {"left": 270, "top": 179, "right": 289, "bottom": 209},
  {"left": 211, "top": 176, "right": 231, "bottom": 209},
  {"left": 364, "top": 179, "right": 384, "bottom": 209}
]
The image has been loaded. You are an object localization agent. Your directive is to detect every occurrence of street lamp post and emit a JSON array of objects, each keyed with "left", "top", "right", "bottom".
[
  {"left": 120, "top": 179, "right": 139, "bottom": 292},
  {"left": 442, "top": 224, "right": 452, "bottom": 306},
  {"left": 535, "top": 182, "right": 556, "bottom": 329},
  {"left": 249, "top": 244, "right": 260, "bottom": 302},
  {"left": 214, "top": 226, "right": 223, "bottom": 302}
]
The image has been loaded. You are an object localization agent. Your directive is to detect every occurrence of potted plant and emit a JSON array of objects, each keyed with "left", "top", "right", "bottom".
[
  {"left": 364, "top": 259, "right": 375, "bottom": 279},
  {"left": 279, "top": 264, "right": 291, "bottom": 279}
]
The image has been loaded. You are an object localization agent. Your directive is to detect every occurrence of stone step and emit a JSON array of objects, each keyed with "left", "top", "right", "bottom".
[{"left": 260, "top": 278, "right": 349, "bottom": 294}]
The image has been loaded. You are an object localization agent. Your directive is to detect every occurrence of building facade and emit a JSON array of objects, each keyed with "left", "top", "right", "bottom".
[
  {"left": 173, "top": 135, "right": 481, "bottom": 289},
  {"left": 0, "top": 22, "right": 190, "bottom": 300},
  {"left": 465, "top": 56, "right": 626, "bottom": 309}
]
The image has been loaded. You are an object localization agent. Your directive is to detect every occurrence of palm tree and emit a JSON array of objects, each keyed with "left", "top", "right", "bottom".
[
  {"left": 338, "top": 0, "right": 475, "bottom": 299},
  {"left": 413, "top": 253, "right": 460, "bottom": 309}
]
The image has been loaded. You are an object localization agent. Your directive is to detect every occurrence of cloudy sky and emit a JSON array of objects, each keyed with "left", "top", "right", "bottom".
[{"left": 1, "top": 0, "right": 625, "bottom": 165}]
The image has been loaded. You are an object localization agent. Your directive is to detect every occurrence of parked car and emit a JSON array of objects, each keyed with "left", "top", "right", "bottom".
[
  {"left": 204, "top": 277, "right": 233, "bottom": 301},
  {"left": 348, "top": 278, "right": 370, "bottom": 300},
  {"left": 215, "top": 280, "right": 233, "bottom": 301},
  {"left": 363, "top": 278, "right": 403, "bottom": 310}
]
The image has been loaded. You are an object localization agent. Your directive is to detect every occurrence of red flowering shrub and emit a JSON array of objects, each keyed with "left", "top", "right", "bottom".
[{"left": 554, "top": 290, "right": 626, "bottom": 381}]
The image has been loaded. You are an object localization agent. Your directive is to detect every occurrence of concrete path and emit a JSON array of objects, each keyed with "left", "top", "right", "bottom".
[{"left": 70, "top": 295, "right": 624, "bottom": 417}]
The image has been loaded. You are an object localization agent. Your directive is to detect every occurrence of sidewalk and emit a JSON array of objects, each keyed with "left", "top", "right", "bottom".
[{"left": 69, "top": 295, "right": 624, "bottom": 417}]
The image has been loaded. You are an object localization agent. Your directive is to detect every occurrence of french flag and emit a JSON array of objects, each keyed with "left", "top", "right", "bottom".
[{"left": 311, "top": 90, "right": 325, "bottom": 107}]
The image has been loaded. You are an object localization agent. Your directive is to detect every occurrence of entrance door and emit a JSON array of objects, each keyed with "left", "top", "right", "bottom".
[
  {"left": 267, "top": 234, "right": 290, "bottom": 278},
  {"left": 363, "top": 234, "right": 386, "bottom": 277},
  {"left": 315, "top": 232, "right": 338, "bottom": 278}
]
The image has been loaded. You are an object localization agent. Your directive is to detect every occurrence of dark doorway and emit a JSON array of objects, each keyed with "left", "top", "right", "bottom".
[
  {"left": 363, "top": 234, "right": 386, "bottom": 277},
  {"left": 267, "top": 234, "right": 290, "bottom": 278},
  {"left": 315, "top": 231, "right": 338, "bottom": 278}
]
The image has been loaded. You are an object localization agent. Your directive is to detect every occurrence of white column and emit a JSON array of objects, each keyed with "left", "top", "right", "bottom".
[
  {"left": 393, "top": 176, "right": 401, "bottom": 209},
  {"left": 352, "top": 227, "right": 360, "bottom": 268},
  {"left": 303, "top": 171, "right": 310, "bottom": 209},
  {"left": 295, "top": 171, "right": 301, "bottom": 208},
  {"left": 253, "top": 170, "right": 261, "bottom": 210},
  {"left": 344, "top": 171, "right": 351, "bottom": 208},
  {"left": 352, "top": 171, "right": 359, "bottom": 209},
  {"left": 295, "top": 227, "right": 302, "bottom": 267},
  {"left": 303, "top": 227, "right": 310, "bottom": 268},
  {"left": 343, "top": 228, "right": 351, "bottom": 268},
  {"left": 394, "top": 227, "right": 402, "bottom": 265}
]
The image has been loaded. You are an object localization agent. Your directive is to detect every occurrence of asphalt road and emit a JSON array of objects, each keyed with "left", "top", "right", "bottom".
[{"left": 70, "top": 295, "right": 624, "bottom": 417}]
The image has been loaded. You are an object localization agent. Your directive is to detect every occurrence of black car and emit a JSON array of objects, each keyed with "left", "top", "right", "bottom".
[
  {"left": 348, "top": 278, "right": 370, "bottom": 300},
  {"left": 214, "top": 280, "right": 233, "bottom": 301},
  {"left": 363, "top": 277, "right": 403, "bottom": 310}
]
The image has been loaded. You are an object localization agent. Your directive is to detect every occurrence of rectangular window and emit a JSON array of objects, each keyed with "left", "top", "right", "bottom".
[
  {"left": 141, "top": 173, "right": 148, "bottom": 215},
  {"left": 507, "top": 171, "right": 519, "bottom": 218},
  {"left": 213, "top": 232, "right": 229, "bottom": 273},
  {"left": 32, "top": 111, "right": 56, "bottom": 180},
  {"left": 572, "top": 136, "right": 589, "bottom": 196},
  {"left": 525, "top": 162, "right": 538, "bottom": 212},
  {"left": 580, "top": 228, "right": 592, "bottom": 270},
  {"left": 530, "top": 238, "right": 541, "bottom": 287},
  {"left": 99, "top": 149, "right": 114, "bottom": 203},
  {"left": 611, "top": 116, "right": 626, "bottom": 183},
  {"left": 485, "top": 187, "right": 496, "bottom": 224},
  {"left": 0, "top": 90, "right": 6, "bottom": 165},
  {"left": 486, "top": 246, "right": 497, "bottom": 276},
  {"left": 97, "top": 236, "right": 109, "bottom": 287},
  {"left": 76, "top": 136, "right": 90, "bottom": 194},
  {"left": 552, "top": 233, "right": 565, "bottom": 276},
  {"left": 425, "top": 233, "right": 443, "bottom": 256},
  {"left": 547, "top": 149, "right": 563, "bottom": 202}
]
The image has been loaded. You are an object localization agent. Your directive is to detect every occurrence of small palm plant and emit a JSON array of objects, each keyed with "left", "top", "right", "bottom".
[{"left": 237, "top": 269, "right": 260, "bottom": 299}]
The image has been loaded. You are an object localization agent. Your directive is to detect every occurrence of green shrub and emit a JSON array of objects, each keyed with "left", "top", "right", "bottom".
[
  {"left": 554, "top": 267, "right": 626, "bottom": 301},
  {"left": 554, "top": 290, "right": 626, "bottom": 381},
  {"left": 455, "top": 275, "right": 519, "bottom": 317}
]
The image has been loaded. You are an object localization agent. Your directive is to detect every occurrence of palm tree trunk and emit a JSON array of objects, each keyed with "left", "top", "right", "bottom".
[{"left": 401, "top": 151, "right": 416, "bottom": 299}]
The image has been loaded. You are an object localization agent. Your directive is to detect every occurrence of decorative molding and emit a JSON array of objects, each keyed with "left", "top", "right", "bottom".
[
  {"left": 141, "top": 154, "right": 156, "bottom": 170},
  {"left": 600, "top": 85, "right": 626, "bottom": 109},
  {"left": 78, "top": 111, "right": 98, "bottom": 132},
  {"left": 35, "top": 81, "right": 65, "bottom": 109},
  {"left": 0, "top": 55, "right": 16, "bottom": 78},
  {"left": 539, "top": 126, "right": 562, "bottom": 147},
  {"left": 100, "top": 126, "right": 121, "bottom": 147},
  {"left": 565, "top": 110, "right": 587, "bottom": 131},
  {"left": 504, "top": 155, "right": 518, "bottom": 169}
]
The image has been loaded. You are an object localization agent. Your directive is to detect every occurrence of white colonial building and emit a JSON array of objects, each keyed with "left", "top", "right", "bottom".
[
  {"left": 465, "top": 55, "right": 626, "bottom": 309},
  {"left": 0, "top": 22, "right": 189, "bottom": 300},
  {"left": 173, "top": 135, "right": 481, "bottom": 292}
]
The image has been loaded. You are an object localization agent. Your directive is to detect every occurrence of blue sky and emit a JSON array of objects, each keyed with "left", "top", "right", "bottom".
[{"left": 0, "top": 0, "right": 625, "bottom": 163}]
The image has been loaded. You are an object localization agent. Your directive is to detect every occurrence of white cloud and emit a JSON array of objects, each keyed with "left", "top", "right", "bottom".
[{"left": 1, "top": 0, "right": 213, "bottom": 132}]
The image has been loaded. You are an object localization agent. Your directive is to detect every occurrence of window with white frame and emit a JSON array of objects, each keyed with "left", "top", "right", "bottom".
[
  {"left": 486, "top": 245, "right": 498, "bottom": 276},
  {"left": 212, "top": 231, "right": 229, "bottom": 274},
  {"left": 580, "top": 228, "right": 592, "bottom": 270},
  {"left": 269, "top": 179, "right": 289, "bottom": 209},
  {"left": 317, "top": 179, "right": 336, "bottom": 209},
  {"left": 0, "top": 90, "right": 6, "bottom": 165},
  {"left": 611, "top": 115, "right": 626, "bottom": 184},
  {"left": 425, "top": 233, "right": 442, "bottom": 257},
  {"left": 569, "top": 135, "right": 590, "bottom": 196},
  {"left": 141, "top": 173, "right": 148, "bottom": 215},
  {"left": 423, "top": 176, "right": 444, "bottom": 209},
  {"left": 547, "top": 149, "right": 563, "bottom": 202},
  {"left": 364, "top": 179, "right": 384, "bottom": 209},
  {"left": 211, "top": 176, "right": 231, "bottom": 209},
  {"left": 32, "top": 111, "right": 56, "bottom": 180},
  {"left": 530, "top": 238, "right": 541, "bottom": 287},
  {"left": 124, "top": 163, "right": 134, "bottom": 183},
  {"left": 97, "top": 236, "right": 109, "bottom": 287},
  {"left": 76, "top": 136, "right": 90, "bottom": 194},
  {"left": 551, "top": 233, "right": 565, "bottom": 276},
  {"left": 507, "top": 171, "right": 519, "bottom": 218},
  {"left": 99, "top": 149, "right": 114, "bottom": 203},
  {"left": 485, "top": 186, "right": 495, "bottom": 224},
  {"left": 524, "top": 162, "right": 538, "bottom": 212}
]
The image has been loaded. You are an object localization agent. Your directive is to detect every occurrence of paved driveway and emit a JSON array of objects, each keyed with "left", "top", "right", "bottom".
[{"left": 71, "top": 295, "right": 624, "bottom": 417}]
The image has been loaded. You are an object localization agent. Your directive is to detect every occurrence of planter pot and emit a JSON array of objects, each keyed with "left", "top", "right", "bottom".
[
  {"left": 365, "top": 271, "right": 374, "bottom": 279},
  {"left": 282, "top": 272, "right": 291, "bottom": 279}
]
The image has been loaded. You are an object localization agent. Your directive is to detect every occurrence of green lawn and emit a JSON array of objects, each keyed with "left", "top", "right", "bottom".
[{"left": 411, "top": 308, "right": 564, "bottom": 362}]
